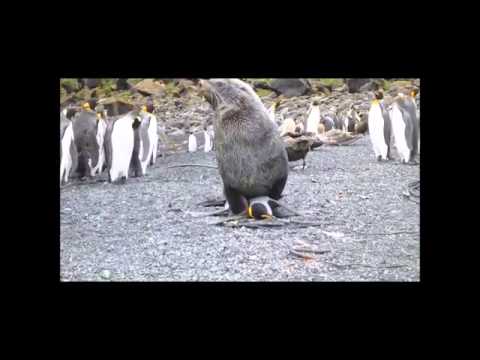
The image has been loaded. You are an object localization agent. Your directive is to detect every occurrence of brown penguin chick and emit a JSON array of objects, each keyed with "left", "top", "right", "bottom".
[
  {"left": 354, "top": 114, "right": 369, "bottom": 134},
  {"left": 200, "top": 79, "right": 289, "bottom": 215}
]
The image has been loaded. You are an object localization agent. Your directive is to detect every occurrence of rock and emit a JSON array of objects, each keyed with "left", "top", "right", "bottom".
[
  {"left": 269, "top": 79, "right": 312, "bottom": 97},
  {"left": 359, "top": 79, "right": 382, "bottom": 92},
  {"left": 79, "top": 78, "right": 102, "bottom": 89},
  {"left": 387, "top": 80, "right": 415, "bottom": 96},
  {"left": 116, "top": 78, "right": 131, "bottom": 91},
  {"left": 61, "top": 79, "right": 79, "bottom": 94},
  {"left": 345, "top": 79, "right": 372, "bottom": 93},
  {"left": 100, "top": 97, "right": 135, "bottom": 116},
  {"left": 134, "top": 79, "right": 166, "bottom": 96},
  {"left": 100, "top": 269, "right": 111, "bottom": 280}
]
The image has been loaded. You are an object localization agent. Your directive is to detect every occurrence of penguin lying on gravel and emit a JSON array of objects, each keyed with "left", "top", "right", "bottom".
[{"left": 247, "top": 196, "right": 299, "bottom": 220}]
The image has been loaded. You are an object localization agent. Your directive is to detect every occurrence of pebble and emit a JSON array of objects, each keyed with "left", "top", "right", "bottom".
[{"left": 100, "top": 269, "right": 111, "bottom": 280}]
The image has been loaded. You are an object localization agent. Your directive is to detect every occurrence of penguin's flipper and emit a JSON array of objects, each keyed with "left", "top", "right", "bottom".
[
  {"left": 268, "top": 199, "right": 301, "bottom": 218},
  {"left": 271, "top": 206, "right": 295, "bottom": 219}
]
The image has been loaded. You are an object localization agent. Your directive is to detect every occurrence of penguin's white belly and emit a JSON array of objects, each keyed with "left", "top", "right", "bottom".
[
  {"left": 305, "top": 106, "right": 320, "bottom": 135},
  {"left": 368, "top": 104, "right": 388, "bottom": 160},
  {"left": 60, "top": 122, "right": 74, "bottom": 184},
  {"left": 390, "top": 104, "right": 410, "bottom": 163},
  {"left": 188, "top": 134, "right": 197, "bottom": 152},
  {"left": 148, "top": 115, "right": 158, "bottom": 164},
  {"left": 110, "top": 116, "right": 134, "bottom": 182},
  {"left": 139, "top": 115, "right": 158, "bottom": 173}
]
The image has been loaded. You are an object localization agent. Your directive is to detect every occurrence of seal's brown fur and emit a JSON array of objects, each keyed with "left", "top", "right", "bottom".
[{"left": 201, "top": 79, "right": 289, "bottom": 214}]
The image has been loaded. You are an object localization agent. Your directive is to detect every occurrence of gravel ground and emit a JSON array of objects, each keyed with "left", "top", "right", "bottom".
[{"left": 60, "top": 135, "right": 420, "bottom": 282}]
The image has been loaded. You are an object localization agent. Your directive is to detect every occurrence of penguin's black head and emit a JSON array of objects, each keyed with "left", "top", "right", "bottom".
[
  {"left": 88, "top": 98, "right": 97, "bottom": 110},
  {"left": 145, "top": 97, "right": 155, "bottom": 113},
  {"left": 374, "top": 90, "right": 384, "bottom": 100},
  {"left": 248, "top": 203, "right": 273, "bottom": 220}
]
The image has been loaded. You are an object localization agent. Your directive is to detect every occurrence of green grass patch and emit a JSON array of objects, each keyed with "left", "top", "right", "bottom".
[
  {"left": 317, "top": 78, "right": 344, "bottom": 88},
  {"left": 60, "top": 78, "right": 80, "bottom": 92},
  {"left": 255, "top": 88, "right": 273, "bottom": 97}
]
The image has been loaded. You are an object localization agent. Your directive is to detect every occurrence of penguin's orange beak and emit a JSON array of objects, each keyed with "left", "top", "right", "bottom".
[{"left": 260, "top": 214, "right": 273, "bottom": 220}]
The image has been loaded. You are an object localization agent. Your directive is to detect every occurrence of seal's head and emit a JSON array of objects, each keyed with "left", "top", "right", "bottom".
[{"left": 199, "top": 78, "right": 260, "bottom": 111}]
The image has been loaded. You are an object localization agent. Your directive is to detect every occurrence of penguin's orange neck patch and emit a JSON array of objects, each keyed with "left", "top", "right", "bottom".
[
  {"left": 372, "top": 99, "right": 379, "bottom": 105},
  {"left": 141, "top": 105, "right": 148, "bottom": 112},
  {"left": 247, "top": 207, "right": 253, "bottom": 218}
]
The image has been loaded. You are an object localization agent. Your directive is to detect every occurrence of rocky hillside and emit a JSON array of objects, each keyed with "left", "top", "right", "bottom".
[
  {"left": 60, "top": 78, "right": 420, "bottom": 155},
  {"left": 60, "top": 78, "right": 419, "bottom": 109}
]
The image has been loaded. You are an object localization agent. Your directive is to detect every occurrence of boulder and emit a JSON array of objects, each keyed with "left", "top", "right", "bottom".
[
  {"left": 345, "top": 79, "right": 371, "bottom": 93},
  {"left": 99, "top": 98, "right": 135, "bottom": 116},
  {"left": 269, "top": 79, "right": 312, "bottom": 97},
  {"left": 78, "top": 78, "right": 102, "bottom": 89},
  {"left": 116, "top": 78, "right": 131, "bottom": 91},
  {"left": 133, "top": 79, "right": 166, "bottom": 96},
  {"left": 61, "top": 79, "right": 79, "bottom": 94}
]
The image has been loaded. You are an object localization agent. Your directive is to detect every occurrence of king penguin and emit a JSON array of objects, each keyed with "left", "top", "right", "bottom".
[
  {"left": 188, "top": 131, "right": 198, "bottom": 152},
  {"left": 390, "top": 91, "right": 419, "bottom": 163},
  {"left": 367, "top": 90, "right": 392, "bottom": 161},
  {"left": 60, "top": 109, "right": 77, "bottom": 185},
  {"left": 204, "top": 124, "right": 213, "bottom": 152},
  {"left": 305, "top": 100, "right": 321, "bottom": 135}
]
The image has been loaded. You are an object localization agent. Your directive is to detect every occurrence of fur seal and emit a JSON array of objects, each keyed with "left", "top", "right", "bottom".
[
  {"left": 201, "top": 79, "right": 289, "bottom": 215},
  {"left": 283, "top": 133, "right": 314, "bottom": 169},
  {"left": 354, "top": 113, "right": 368, "bottom": 134},
  {"left": 367, "top": 90, "right": 392, "bottom": 161}
]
